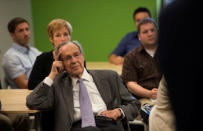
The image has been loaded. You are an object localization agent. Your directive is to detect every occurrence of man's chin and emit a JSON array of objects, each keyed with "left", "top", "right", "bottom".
[
  {"left": 71, "top": 73, "right": 81, "bottom": 78},
  {"left": 19, "top": 42, "right": 29, "bottom": 47},
  {"left": 71, "top": 70, "right": 82, "bottom": 77}
]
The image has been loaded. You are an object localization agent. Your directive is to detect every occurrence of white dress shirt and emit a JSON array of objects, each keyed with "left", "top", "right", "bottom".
[
  {"left": 71, "top": 69, "right": 107, "bottom": 121},
  {"left": 44, "top": 69, "right": 107, "bottom": 122}
]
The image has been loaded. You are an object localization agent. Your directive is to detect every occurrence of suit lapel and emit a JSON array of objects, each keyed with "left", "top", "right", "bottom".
[
  {"left": 88, "top": 70, "right": 112, "bottom": 109},
  {"left": 61, "top": 75, "right": 74, "bottom": 121}
]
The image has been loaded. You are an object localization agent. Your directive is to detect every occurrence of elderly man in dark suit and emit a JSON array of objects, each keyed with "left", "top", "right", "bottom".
[{"left": 26, "top": 41, "right": 140, "bottom": 131}]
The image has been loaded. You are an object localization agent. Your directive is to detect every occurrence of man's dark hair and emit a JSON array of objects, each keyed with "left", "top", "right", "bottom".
[
  {"left": 7, "top": 17, "right": 29, "bottom": 33},
  {"left": 133, "top": 7, "right": 151, "bottom": 20}
]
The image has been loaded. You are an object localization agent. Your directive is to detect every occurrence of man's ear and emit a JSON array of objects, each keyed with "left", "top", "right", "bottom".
[
  {"left": 138, "top": 34, "right": 141, "bottom": 41},
  {"left": 10, "top": 33, "right": 15, "bottom": 39}
]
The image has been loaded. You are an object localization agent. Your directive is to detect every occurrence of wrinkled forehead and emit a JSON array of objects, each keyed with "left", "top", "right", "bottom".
[
  {"left": 60, "top": 43, "right": 80, "bottom": 56},
  {"left": 140, "top": 22, "right": 156, "bottom": 30}
]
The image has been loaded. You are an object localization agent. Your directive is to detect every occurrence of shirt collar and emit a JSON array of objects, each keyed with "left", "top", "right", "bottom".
[
  {"left": 137, "top": 44, "right": 157, "bottom": 58},
  {"left": 71, "top": 68, "right": 93, "bottom": 85},
  {"left": 137, "top": 44, "right": 145, "bottom": 53},
  {"left": 12, "top": 43, "right": 30, "bottom": 54}
]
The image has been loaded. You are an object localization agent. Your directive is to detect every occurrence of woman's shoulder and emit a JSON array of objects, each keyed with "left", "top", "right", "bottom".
[{"left": 37, "top": 51, "right": 53, "bottom": 59}]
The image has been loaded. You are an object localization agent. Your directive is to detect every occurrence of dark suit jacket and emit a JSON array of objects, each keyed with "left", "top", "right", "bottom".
[{"left": 26, "top": 70, "right": 140, "bottom": 131}]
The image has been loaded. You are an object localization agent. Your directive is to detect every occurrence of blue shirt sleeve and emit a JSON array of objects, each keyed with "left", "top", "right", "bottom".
[
  {"left": 3, "top": 53, "right": 26, "bottom": 79},
  {"left": 111, "top": 32, "right": 140, "bottom": 57}
]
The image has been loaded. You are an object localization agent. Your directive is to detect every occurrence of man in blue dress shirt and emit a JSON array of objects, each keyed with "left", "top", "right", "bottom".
[
  {"left": 109, "top": 7, "right": 151, "bottom": 65},
  {"left": 2, "top": 17, "right": 41, "bottom": 89}
]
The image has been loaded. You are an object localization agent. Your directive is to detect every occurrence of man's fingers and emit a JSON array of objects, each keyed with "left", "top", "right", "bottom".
[
  {"left": 55, "top": 49, "right": 63, "bottom": 61},
  {"left": 52, "top": 61, "right": 64, "bottom": 72}
]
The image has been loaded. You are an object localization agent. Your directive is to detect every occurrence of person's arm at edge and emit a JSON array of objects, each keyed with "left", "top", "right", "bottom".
[
  {"left": 13, "top": 74, "right": 28, "bottom": 89},
  {"left": 109, "top": 54, "right": 124, "bottom": 65},
  {"left": 109, "top": 33, "right": 131, "bottom": 65},
  {"left": 116, "top": 72, "right": 141, "bottom": 121},
  {"left": 26, "top": 77, "right": 54, "bottom": 110},
  {"left": 100, "top": 71, "right": 140, "bottom": 121},
  {"left": 126, "top": 81, "right": 158, "bottom": 99}
]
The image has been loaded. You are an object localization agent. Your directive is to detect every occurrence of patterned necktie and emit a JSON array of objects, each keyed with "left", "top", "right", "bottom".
[{"left": 78, "top": 78, "right": 96, "bottom": 127}]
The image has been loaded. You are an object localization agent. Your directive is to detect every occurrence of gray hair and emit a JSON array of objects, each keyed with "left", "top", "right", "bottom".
[
  {"left": 137, "top": 18, "right": 158, "bottom": 34},
  {"left": 55, "top": 40, "right": 84, "bottom": 58}
]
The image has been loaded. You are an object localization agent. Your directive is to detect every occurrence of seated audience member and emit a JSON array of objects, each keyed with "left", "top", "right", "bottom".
[
  {"left": 26, "top": 40, "right": 140, "bottom": 131},
  {"left": 121, "top": 18, "right": 162, "bottom": 104},
  {"left": 0, "top": 113, "right": 29, "bottom": 131},
  {"left": 28, "top": 18, "right": 72, "bottom": 131},
  {"left": 28, "top": 19, "right": 72, "bottom": 90},
  {"left": 2, "top": 17, "right": 41, "bottom": 89},
  {"left": 149, "top": 76, "right": 175, "bottom": 131},
  {"left": 157, "top": 0, "right": 201, "bottom": 130},
  {"left": 109, "top": 7, "right": 151, "bottom": 65}
]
